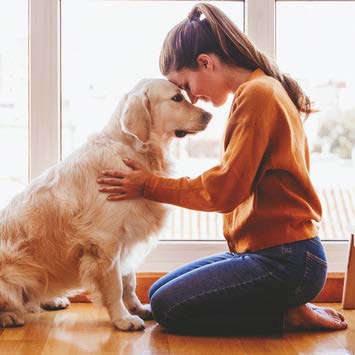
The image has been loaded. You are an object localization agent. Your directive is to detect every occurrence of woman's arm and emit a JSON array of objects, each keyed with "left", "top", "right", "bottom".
[{"left": 98, "top": 82, "right": 275, "bottom": 213}]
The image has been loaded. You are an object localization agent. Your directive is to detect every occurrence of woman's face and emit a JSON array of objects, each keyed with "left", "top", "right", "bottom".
[{"left": 166, "top": 54, "right": 230, "bottom": 107}]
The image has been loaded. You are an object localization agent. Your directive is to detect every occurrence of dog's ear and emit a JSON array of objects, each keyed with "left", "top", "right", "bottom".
[{"left": 121, "top": 92, "right": 151, "bottom": 144}]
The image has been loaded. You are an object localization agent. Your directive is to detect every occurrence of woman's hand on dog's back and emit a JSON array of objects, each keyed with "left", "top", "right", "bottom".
[{"left": 97, "top": 158, "right": 150, "bottom": 201}]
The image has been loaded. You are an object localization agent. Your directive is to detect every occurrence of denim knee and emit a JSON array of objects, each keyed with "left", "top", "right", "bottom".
[
  {"left": 149, "top": 289, "right": 170, "bottom": 327},
  {"left": 148, "top": 278, "right": 162, "bottom": 302},
  {"left": 148, "top": 285, "right": 155, "bottom": 302}
]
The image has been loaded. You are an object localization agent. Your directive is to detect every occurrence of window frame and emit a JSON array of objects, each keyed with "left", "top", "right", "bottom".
[
  {"left": 29, "top": 0, "right": 61, "bottom": 180},
  {"left": 28, "top": 0, "right": 350, "bottom": 273}
]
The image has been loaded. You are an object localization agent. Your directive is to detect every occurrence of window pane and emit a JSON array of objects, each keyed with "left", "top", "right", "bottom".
[
  {"left": 276, "top": 1, "right": 355, "bottom": 240},
  {"left": 61, "top": 1, "right": 244, "bottom": 240},
  {"left": 0, "top": 1, "right": 28, "bottom": 209}
]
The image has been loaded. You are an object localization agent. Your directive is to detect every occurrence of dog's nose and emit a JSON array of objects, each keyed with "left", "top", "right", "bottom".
[{"left": 202, "top": 111, "right": 212, "bottom": 124}]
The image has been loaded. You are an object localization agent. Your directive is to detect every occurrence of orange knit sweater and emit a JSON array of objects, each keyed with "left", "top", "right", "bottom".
[{"left": 144, "top": 69, "right": 322, "bottom": 253}]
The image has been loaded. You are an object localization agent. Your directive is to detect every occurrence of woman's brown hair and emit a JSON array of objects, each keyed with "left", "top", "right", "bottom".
[{"left": 160, "top": 3, "right": 314, "bottom": 119}]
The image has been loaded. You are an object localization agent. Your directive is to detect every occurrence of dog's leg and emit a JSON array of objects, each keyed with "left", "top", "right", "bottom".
[
  {"left": 41, "top": 297, "right": 70, "bottom": 311},
  {"left": 0, "top": 309, "right": 25, "bottom": 328},
  {"left": 97, "top": 263, "right": 145, "bottom": 331},
  {"left": 123, "top": 272, "right": 153, "bottom": 320},
  {"left": 79, "top": 245, "right": 145, "bottom": 331},
  {"left": 0, "top": 248, "right": 46, "bottom": 327},
  {"left": 0, "top": 299, "right": 25, "bottom": 328},
  {"left": 24, "top": 293, "right": 41, "bottom": 313}
]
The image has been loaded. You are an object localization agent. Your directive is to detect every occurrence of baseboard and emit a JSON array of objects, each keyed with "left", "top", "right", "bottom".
[
  {"left": 313, "top": 272, "right": 344, "bottom": 303},
  {"left": 68, "top": 272, "right": 344, "bottom": 304}
]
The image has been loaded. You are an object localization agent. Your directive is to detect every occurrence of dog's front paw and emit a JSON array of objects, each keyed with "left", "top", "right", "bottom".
[
  {"left": 0, "top": 310, "right": 25, "bottom": 328},
  {"left": 114, "top": 315, "right": 145, "bottom": 331},
  {"left": 41, "top": 297, "right": 70, "bottom": 311},
  {"left": 130, "top": 304, "right": 153, "bottom": 321}
]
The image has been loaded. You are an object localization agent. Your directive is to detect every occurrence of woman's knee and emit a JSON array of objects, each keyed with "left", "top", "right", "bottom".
[
  {"left": 148, "top": 275, "right": 171, "bottom": 301},
  {"left": 148, "top": 283, "right": 157, "bottom": 302},
  {"left": 149, "top": 288, "right": 173, "bottom": 327}
]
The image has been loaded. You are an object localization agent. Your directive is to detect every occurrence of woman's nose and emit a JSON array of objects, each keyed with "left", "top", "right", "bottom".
[{"left": 187, "top": 92, "right": 198, "bottom": 104}]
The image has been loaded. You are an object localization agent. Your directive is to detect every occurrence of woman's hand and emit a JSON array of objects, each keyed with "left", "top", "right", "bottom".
[{"left": 97, "top": 158, "right": 151, "bottom": 201}]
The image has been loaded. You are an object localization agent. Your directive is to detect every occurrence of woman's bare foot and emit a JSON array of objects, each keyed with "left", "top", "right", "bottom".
[{"left": 285, "top": 303, "right": 348, "bottom": 331}]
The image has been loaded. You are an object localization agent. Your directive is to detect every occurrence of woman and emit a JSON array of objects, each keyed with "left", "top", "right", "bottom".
[{"left": 97, "top": 3, "right": 347, "bottom": 334}]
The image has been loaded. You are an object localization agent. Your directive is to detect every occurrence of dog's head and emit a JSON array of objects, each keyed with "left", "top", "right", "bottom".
[{"left": 120, "top": 79, "right": 212, "bottom": 145}]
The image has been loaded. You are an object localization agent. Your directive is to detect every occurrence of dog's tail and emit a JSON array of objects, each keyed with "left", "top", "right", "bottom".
[{"left": 0, "top": 240, "right": 48, "bottom": 311}]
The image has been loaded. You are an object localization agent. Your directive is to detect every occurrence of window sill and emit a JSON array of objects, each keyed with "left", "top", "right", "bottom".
[
  {"left": 69, "top": 271, "right": 345, "bottom": 304},
  {"left": 138, "top": 240, "right": 349, "bottom": 273}
]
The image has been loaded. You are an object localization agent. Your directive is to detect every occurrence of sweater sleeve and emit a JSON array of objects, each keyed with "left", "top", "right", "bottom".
[{"left": 144, "top": 81, "right": 276, "bottom": 213}]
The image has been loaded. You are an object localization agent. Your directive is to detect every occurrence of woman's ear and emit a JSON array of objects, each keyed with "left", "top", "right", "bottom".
[{"left": 197, "top": 54, "right": 213, "bottom": 70}]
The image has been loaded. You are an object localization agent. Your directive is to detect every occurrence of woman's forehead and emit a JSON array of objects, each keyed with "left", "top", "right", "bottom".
[
  {"left": 166, "top": 69, "right": 190, "bottom": 87},
  {"left": 166, "top": 70, "right": 182, "bottom": 84}
]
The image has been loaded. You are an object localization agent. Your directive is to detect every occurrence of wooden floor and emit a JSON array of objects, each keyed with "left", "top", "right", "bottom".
[{"left": 0, "top": 303, "right": 354, "bottom": 355}]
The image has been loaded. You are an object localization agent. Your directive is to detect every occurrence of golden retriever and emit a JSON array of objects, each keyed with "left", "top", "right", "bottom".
[{"left": 0, "top": 79, "right": 212, "bottom": 330}]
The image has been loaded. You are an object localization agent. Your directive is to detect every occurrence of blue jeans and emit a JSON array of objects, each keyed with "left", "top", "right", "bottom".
[{"left": 149, "top": 237, "right": 327, "bottom": 334}]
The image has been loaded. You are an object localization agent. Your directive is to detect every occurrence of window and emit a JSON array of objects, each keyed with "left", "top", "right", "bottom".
[
  {"left": 61, "top": 0, "right": 244, "bottom": 240},
  {"left": 0, "top": 0, "right": 28, "bottom": 210},
  {"left": 22, "top": 1, "right": 352, "bottom": 272},
  {"left": 276, "top": 1, "right": 355, "bottom": 241}
]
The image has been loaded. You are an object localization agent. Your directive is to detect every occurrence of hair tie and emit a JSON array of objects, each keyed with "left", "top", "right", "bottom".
[{"left": 188, "top": 7, "right": 202, "bottom": 22}]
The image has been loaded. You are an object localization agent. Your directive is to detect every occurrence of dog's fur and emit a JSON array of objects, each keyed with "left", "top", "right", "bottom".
[{"left": 0, "top": 79, "right": 211, "bottom": 330}]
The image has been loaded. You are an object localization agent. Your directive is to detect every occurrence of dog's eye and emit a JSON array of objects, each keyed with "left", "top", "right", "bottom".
[
  {"left": 172, "top": 94, "right": 183, "bottom": 102},
  {"left": 174, "top": 130, "right": 188, "bottom": 138}
]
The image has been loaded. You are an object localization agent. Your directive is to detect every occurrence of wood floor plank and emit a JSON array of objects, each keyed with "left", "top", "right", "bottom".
[
  {"left": 167, "top": 334, "right": 245, "bottom": 354},
  {"left": 0, "top": 341, "right": 21, "bottom": 355},
  {"left": 15, "top": 341, "right": 46, "bottom": 355},
  {"left": 262, "top": 336, "right": 298, "bottom": 355},
  {"left": 0, "top": 303, "right": 354, "bottom": 354},
  {"left": 238, "top": 336, "right": 281, "bottom": 355}
]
